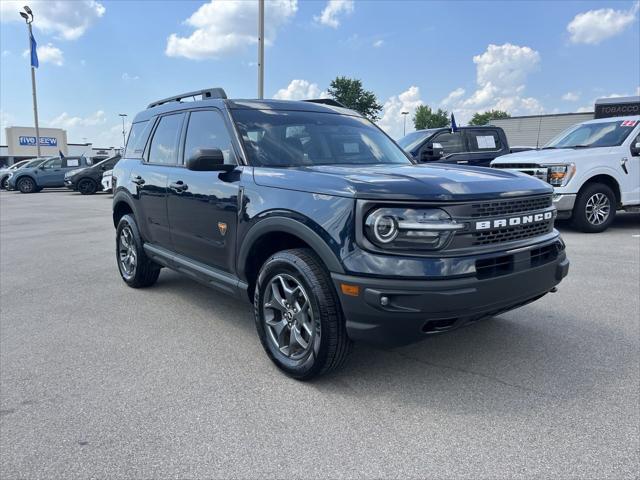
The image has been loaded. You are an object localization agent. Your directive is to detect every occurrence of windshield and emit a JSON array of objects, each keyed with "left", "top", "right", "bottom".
[
  {"left": 544, "top": 120, "right": 637, "bottom": 149},
  {"left": 397, "top": 129, "right": 437, "bottom": 151},
  {"left": 9, "top": 160, "right": 29, "bottom": 170},
  {"left": 232, "top": 110, "right": 412, "bottom": 167},
  {"left": 24, "top": 158, "right": 48, "bottom": 168}
]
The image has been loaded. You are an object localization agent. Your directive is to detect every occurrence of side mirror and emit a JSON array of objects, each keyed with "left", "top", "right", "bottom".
[
  {"left": 631, "top": 141, "right": 640, "bottom": 157},
  {"left": 186, "top": 148, "right": 234, "bottom": 172},
  {"left": 420, "top": 142, "right": 444, "bottom": 162}
]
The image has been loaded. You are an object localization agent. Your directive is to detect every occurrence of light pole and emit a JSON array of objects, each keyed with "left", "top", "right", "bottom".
[
  {"left": 257, "top": 0, "right": 264, "bottom": 99},
  {"left": 20, "top": 5, "right": 41, "bottom": 157},
  {"left": 401, "top": 111, "right": 409, "bottom": 136},
  {"left": 119, "top": 113, "right": 127, "bottom": 150}
]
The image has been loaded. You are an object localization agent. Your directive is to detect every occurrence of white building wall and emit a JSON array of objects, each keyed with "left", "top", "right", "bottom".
[{"left": 489, "top": 113, "right": 594, "bottom": 148}]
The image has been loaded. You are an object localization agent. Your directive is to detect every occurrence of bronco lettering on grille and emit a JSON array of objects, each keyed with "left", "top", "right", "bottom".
[{"left": 475, "top": 211, "right": 553, "bottom": 230}]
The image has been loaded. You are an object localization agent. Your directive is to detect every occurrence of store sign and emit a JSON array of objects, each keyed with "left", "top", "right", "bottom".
[
  {"left": 594, "top": 101, "right": 640, "bottom": 119},
  {"left": 18, "top": 136, "right": 58, "bottom": 147}
]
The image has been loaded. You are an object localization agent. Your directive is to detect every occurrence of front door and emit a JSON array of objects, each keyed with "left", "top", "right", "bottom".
[
  {"left": 166, "top": 109, "right": 241, "bottom": 273},
  {"left": 38, "top": 157, "right": 64, "bottom": 186},
  {"left": 621, "top": 129, "right": 640, "bottom": 205},
  {"left": 422, "top": 130, "right": 467, "bottom": 164},
  {"left": 133, "top": 112, "right": 185, "bottom": 248}
]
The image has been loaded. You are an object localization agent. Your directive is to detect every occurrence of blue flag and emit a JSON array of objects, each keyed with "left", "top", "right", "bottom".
[
  {"left": 30, "top": 31, "right": 38, "bottom": 68},
  {"left": 59, "top": 150, "right": 65, "bottom": 159},
  {"left": 451, "top": 113, "right": 458, "bottom": 132}
]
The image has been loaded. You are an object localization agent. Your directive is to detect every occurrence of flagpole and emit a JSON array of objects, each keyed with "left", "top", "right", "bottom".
[
  {"left": 22, "top": 7, "right": 41, "bottom": 158},
  {"left": 257, "top": 0, "right": 264, "bottom": 99}
]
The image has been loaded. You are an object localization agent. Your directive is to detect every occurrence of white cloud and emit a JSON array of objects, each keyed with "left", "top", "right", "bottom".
[
  {"left": 1, "top": 50, "right": 10, "bottom": 57},
  {"left": 443, "top": 43, "right": 544, "bottom": 123},
  {"left": 377, "top": 86, "right": 424, "bottom": 139},
  {"left": 273, "top": 79, "right": 328, "bottom": 100},
  {"left": 122, "top": 73, "right": 139, "bottom": 81},
  {"left": 440, "top": 88, "right": 465, "bottom": 107},
  {"left": 0, "top": 1, "right": 105, "bottom": 40},
  {"left": 372, "top": 39, "right": 384, "bottom": 48},
  {"left": 23, "top": 43, "right": 64, "bottom": 66},
  {"left": 314, "top": 0, "right": 354, "bottom": 28},
  {"left": 567, "top": 3, "right": 639, "bottom": 45},
  {"left": 49, "top": 110, "right": 106, "bottom": 129},
  {"left": 166, "top": 0, "right": 297, "bottom": 60},
  {"left": 562, "top": 91, "right": 580, "bottom": 101}
]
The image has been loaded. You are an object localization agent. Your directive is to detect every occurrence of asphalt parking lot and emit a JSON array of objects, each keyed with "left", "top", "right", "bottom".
[{"left": 1, "top": 189, "right": 638, "bottom": 479}]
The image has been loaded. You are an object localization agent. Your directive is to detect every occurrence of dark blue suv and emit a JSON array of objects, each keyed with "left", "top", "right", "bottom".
[{"left": 112, "top": 88, "right": 569, "bottom": 379}]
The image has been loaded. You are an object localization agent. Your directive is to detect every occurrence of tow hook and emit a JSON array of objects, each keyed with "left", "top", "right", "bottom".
[{"left": 550, "top": 287, "right": 558, "bottom": 293}]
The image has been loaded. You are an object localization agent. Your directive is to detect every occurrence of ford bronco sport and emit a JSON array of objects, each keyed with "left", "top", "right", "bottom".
[{"left": 112, "top": 88, "right": 569, "bottom": 379}]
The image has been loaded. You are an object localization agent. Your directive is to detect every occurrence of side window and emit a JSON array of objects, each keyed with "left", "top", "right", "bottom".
[
  {"left": 43, "top": 158, "right": 62, "bottom": 169},
  {"left": 64, "top": 158, "right": 80, "bottom": 168},
  {"left": 147, "top": 114, "right": 184, "bottom": 165},
  {"left": 125, "top": 120, "right": 150, "bottom": 158},
  {"left": 431, "top": 131, "right": 465, "bottom": 154},
  {"left": 467, "top": 130, "right": 501, "bottom": 151},
  {"left": 184, "top": 110, "right": 236, "bottom": 165}
]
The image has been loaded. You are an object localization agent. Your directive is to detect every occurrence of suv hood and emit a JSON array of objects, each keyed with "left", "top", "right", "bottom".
[
  {"left": 253, "top": 163, "right": 552, "bottom": 201},
  {"left": 492, "top": 147, "right": 612, "bottom": 165}
]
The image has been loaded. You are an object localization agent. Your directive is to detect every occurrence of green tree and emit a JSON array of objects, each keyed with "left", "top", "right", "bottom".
[
  {"left": 413, "top": 105, "right": 450, "bottom": 130},
  {"left": 327, "top": 76, "right": 383, "bottom": 121},
  {"left": 468, "top": 109, "right": 511, "bottom": 126}
]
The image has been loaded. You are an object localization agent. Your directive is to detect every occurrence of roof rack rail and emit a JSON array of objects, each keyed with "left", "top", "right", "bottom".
[
  {"left": 147, "top": 88, "right": 227, "bottom": 109},
  {"left": 303, "top": 98, "right": 347, "bottom": 108}
]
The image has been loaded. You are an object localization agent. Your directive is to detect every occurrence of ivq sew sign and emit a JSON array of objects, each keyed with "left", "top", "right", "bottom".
[{"left": 18, "top": 136, "right": 58, "bottom": 147}]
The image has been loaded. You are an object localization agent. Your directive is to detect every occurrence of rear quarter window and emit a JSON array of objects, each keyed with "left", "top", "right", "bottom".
[{"left": 125, "top": 120, "right": 151, "bottom": 158}]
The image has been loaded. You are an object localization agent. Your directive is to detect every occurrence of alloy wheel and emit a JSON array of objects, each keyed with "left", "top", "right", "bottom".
[
  {"left": 585, "top": 192, "right": 610, "bottom": 226},
  {"left": 263, "top": 273, "right": 316, "bottom": 360},
  {"left": 78, "top": 179, "right": 94, "bottom": 194},
  {"left": 118, "top": 226, "right": 137, "bottom": 278}
]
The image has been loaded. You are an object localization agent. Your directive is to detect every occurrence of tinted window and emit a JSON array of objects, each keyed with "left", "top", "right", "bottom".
[
  {"left": 431, "top": 131, "right": 465, "bottom": 154},
  {"left": 42, "top": 158, "right": 62, "bottom": 169},
  {"left": 397, "top": 130, "right": 438, "bottom": 151},
  {"left": 125, "top": 120, "right": 150, "bottom": 158},
  {"left": 184, "top": 110, "right": 236, "bottom": 165},
  {"left": 233, "top": 110, "right": 411, "bottom": 167},
  {"left": 148, "top": 114, "right": 184, "bottom": 165},
  {"left": 64, "top": 158, "right": 80, "bottom": 167},
  {"left": 467, "top": 130, "right": 501, "bottom": 151}
]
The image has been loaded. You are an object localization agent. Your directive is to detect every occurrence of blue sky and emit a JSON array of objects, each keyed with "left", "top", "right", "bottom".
[{"left": 1, "top": 0, "right": 638, "bottom": 146}]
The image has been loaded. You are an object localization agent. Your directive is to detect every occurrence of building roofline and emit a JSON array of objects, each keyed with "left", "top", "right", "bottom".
[{"left": 490, "top": 112, "right": 594, "bottom": 121}]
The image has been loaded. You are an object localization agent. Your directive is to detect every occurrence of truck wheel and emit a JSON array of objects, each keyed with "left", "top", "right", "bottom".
[
  {"left": 116, "top": 214, "right": 160, "bottom": 288},
  {"left": 572, "top": 183, "right": 616, "bottom": 233},
  {"left": 77, "top": 178, "right": 97, "bottom": 195},
  {"left": 254, "top": 248, "right": 352, "bottom": 380},
  {"left": 17, "top": 177, "right": 36, "bottom": 194}
]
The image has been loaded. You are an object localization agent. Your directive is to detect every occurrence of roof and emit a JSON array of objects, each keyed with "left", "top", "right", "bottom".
[
  {"left": 595, "top": 96, "right": 640, "bottom": 105},
  {"left": 133, "top": 98, "right": 360, "bottom": 123}
]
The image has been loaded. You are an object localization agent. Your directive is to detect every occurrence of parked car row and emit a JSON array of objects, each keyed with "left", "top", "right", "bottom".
[{"left": 1, "top": 155, "right": 119, "bottom": 194}]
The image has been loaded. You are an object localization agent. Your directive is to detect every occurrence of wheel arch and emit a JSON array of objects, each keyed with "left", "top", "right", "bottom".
[
  {"left": 579, "top": 174, "right": 621, "bottom": 206},
  {"left": 112, "top": 192, "right": 135, "bottom": 227}
]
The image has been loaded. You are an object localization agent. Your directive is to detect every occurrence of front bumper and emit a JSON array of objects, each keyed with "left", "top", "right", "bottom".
[
  {"left": 64, "top": 179, "right": 76, "bottom": 190},
  {"left": 332, "top": 240, "right": 569, "bottom": 347},
  {"left": 553, "top": 193, "right": 576, "bottom": 217}
]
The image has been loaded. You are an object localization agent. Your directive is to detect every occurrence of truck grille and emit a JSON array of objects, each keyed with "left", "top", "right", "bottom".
[
  {"left": 472, "top": 220, "right": 553, "bottom": 246},
  {"left": 470, "top": 196, "right": 552, "bottom": 218}
]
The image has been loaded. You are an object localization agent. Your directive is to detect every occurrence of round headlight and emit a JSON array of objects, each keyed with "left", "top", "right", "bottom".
[{"left": 373, "top": 215, "right": 398, "bottom": 243}]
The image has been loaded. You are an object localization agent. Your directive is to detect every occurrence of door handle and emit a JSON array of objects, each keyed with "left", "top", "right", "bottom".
[
  {"left": 132, "top": 175, "right": 145, "bottom": 185},
  {"left": 169, "top": 180, "right": 188, "bottom": 192}
]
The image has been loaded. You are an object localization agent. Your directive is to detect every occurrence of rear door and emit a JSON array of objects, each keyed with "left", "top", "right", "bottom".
[
  {"left": 166, "top": 109, "right": 241, "bottom": 272},
  {"left": 132, "top": 112, "right": 185, "bottom": 248},
  {"left": 461, "top": 129, "right": 504, "bottom": 167}
]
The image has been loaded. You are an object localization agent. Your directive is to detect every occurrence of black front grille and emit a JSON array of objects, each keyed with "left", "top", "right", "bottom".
[
  {"left": 476, "top": 255, "right": 514, "bottom": 279},
  {"left": 472, "top": 220, "right": 553, "bottom": 246},
  {"left": 492, "top": 163, "right": 542, "bottom": 169},
  {"left": 469, "top": 195, "right": 552, "bottom": 218}
]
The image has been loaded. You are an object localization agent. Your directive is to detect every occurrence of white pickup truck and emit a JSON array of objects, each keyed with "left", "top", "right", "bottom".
[{"left": 491, "top": 115, "right": 640, "bottom": 232}]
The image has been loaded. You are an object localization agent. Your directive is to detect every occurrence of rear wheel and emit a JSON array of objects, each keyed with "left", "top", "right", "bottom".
[
  {"left": 254, "top": 248, "right": 352, "bottom": 380},
  {"left": 0, "top": 177, "right": 8, "bottom": 190},
  {"left": 77, "top": 178, "right": 97, "bottom": 195},
  {"left": 17, "top": 177, "right": 36, "bottom": 194},
  {"left": 116, "top": 214, "right": 161, "bottom": 288},
  {"left": 572, "top": 183, "right": 616, "bottom": 233}
]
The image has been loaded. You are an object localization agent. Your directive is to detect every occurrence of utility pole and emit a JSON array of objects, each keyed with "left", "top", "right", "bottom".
[
  {"left": 401, "top": 111, "right": 409, "bottom": 136},
  {"left": 119, "top": 114, "right": 128, "bottom": 150},
  {"left": 258, "top": 0, "right": 264, "bottom": 99},
  {"left": 20, "top": 6, "right": 41, "bottom": 157}
]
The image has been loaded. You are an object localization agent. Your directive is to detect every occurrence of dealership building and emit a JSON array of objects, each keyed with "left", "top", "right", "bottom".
[{"left": 1, "top": 126, "right": 120, "bottom": 167}]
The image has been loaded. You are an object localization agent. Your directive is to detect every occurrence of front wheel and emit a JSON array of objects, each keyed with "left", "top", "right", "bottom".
[
  {"left": 77, "top": 178, "right": 97, "bottom": 195},
  {"left": 0, "top": 177, "right": 7, "bottom": 190},
  {"left": 254, "top": 248, "right": 352, "bottom": 380},
  {"left": 116, "top": 214, "right": 161, "bottom": 288},
  {"left": 572, "top": 183, "right": 616, "bottom": 233},
  {"left": 17, "top": 177, "right": 36, "bottom": 194}
]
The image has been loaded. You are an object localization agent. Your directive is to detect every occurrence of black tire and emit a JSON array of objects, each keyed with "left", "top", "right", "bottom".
[
  {"left": 116, "top": 214, "right": 160, "bottom": 288},
  {"left": 571, "top": 183, "right": 616, "bottom": 233},
  {"left": 0, "top": 177, "right": 7, "bottom": 190},
  {"left": 254, "top": 248, "right": 352, "bottom": 380},
  {"left": 17, "top": 177, "right": 36, "bottom": 194},
  {"left": 77, "top": 178, "right": 97, "bottom": 195}
]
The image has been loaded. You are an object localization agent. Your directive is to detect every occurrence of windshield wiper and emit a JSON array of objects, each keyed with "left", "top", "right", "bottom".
[{"left": 571, "top": 144, "right": 592, "bottom": 148}]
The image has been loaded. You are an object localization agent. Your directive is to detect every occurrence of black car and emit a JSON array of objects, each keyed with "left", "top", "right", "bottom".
[
  {"left": 112, "top": 88, "right": 569, "bottom": 379},
  {"left": 65, "top": 155, "right": 121, "bottom": 194},
  {"left": 398, "top": 126, "right": 510, "bottom": 167}
]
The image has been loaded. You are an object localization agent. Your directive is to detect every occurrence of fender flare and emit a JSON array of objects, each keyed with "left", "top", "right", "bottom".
[
  {"left": 112, "top": 190, "right": 138, "bottom": 226},
  {"left": 13, "top": 173, "right": 38, "bottom": 187},
  {"left": 237, "top": 217, "right": 345, "bottom": 280}
]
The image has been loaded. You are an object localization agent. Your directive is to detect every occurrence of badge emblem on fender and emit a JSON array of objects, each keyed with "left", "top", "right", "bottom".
[{"left": 218, "top": 222, "right": 227, "bottom": 236}]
